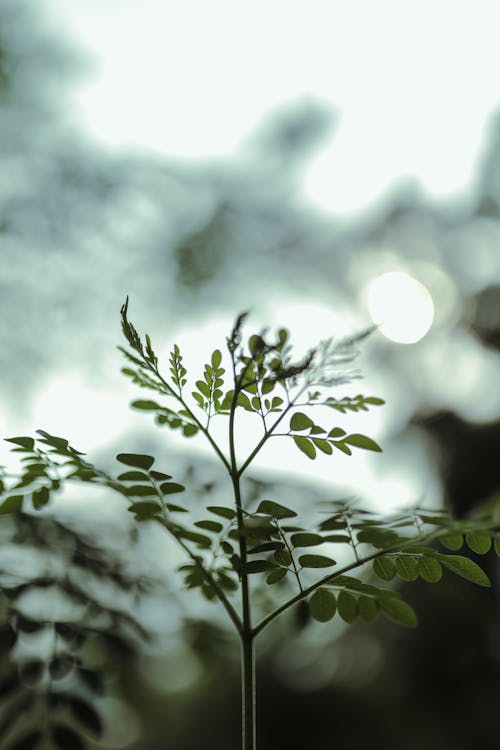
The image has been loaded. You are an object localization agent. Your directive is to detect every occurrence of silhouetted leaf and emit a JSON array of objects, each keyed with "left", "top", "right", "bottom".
[
  {"left": 290, "top": 533, "right": 323, "bottom": 547},
  {"left": 207, "top": 506, "right": 236, "bottom": 519},
  {"left": 0, "top": 496, "right": 23, "bottom": 514},
  {"left": 299, "top": 555, "right": 336, "bottom": 568},
  {"left": 309, "top": 588, "right": 336, "bottom": 622},
  {"left": 116, "top": 454, "right": 154, "bottom": 470},
  {"left": 256, "top": 500, "right": 297, "bottom": 519},
  {"left": 338, "top": 591, "right": 357, "bottom": 623},
  {"left": 240, "top": 560, "right": 277, "bottom": 574},
  {"left": 160, "top": 482, "right": 185, "bottom": 495},
  {"left": 5, "top": 437, "right": 35, "bottom": 450},
  {"left": 266, "top": 568, "right": 288, "bottom": 585},
  {"left": 194, "top": 520, "right": 223, "bottom": 533}
]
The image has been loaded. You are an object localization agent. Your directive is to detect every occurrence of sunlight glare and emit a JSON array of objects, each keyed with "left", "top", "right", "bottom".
[{"left": 364, "top": 271, "right": 434, "bottom": 344}]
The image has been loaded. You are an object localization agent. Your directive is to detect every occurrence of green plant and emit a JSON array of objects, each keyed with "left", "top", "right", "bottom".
[{"left": 1, "top": 298, "right": 498, "bottom": 750}]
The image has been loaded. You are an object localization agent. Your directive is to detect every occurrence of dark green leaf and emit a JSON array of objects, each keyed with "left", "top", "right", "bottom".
[
  {"left": 207, "top": 506, "right": 236, "bottom": 520},
  {"left": 373, "top": 557, "right": 396, "bottom": 581},
  {"left": 117, "top": 471, "right": 150, "bottom": 481},
  {"left": 266, "top": 568, "right": 288, "bottom": 585},
  {"left": 319, "top": 517, "right": 346, "bottom": 531},
  {"left": 183, "top": 424, "right": 198, "bottom": 437},
  {"left": 309, "top": 588, "right": 337, "bottom": 622},
  {"left": 0, "top": 496, "right": 23, "bottom": 515},
  {"left": 293, "top": 436, "right": 316, "bottom": 460},
  {"left": 395, "top": 556, "right": 419, "bottom": 581},
  {"left": 494, "top": 536, "right": 500, "bottom": 557},
  {"left": 211, "top": 349, "right": 222, "bottom": 368},
  {"left": 131, "top": 399, "right": 161, "bottom": 410},
  {"left": 240, "top": 560, "right": 278, "bottom": 574},
  {"left": 343, "top": 434, "right": 382, "bottom": 452},
  {"left": 116, "top": 453, "right": 154, "bottom": 470},
  {"left": 418, "top": 556, "right": 442, "bottom": 583},
  {"left": 439, "top": 532, "right": 463, "bottom": 551},
  {"left": 337, "top": 591, "right": 357, "bottom": 623},
  {"left": 177, "top": 529, "right": 212, "bottom": 548},
  {"left": 357, "top": 528, "right": 399, "bottom": 548},
  {"left": 5, "top": 437, "right": 35, "bottom": 450},
  {"left": 32, "top": 486, "right": 50, "bottom": 510},
  {"left": 299, "top": 554, "right": 336, "bottom": 568},
  {"left": 160, "top": 482, "right": 185, "bottom": 495},
  {"left": 150, "top": 470, "right": 172, "bottom": 480},
  {"left": 274, "top": 549, "right": 292, "bottom": 566},
  {"left": 290, "top": 412, "right": 314, "bottom": 431},
  {"left": 256, "top": 500, "right": 297, "bottom": 519},
  {"left": 328, "top": 428, "right": 346, "bottom": 438},
  {"left": 128, "top": 501, "right": 162, "bottom": 520},
  {"left": 126, "top": 485, "right": 157, "bottom": 497},
  {"left": 290, "top": 533, "right": 323, "bottom": 547},
  {"left": 194, "top": 520, "right": 223, "bottom": 533},
  {"left": 322, "top": 534, "right": 352, "bottom": 543},
  {"left": 311, "top": 438, "right": 333, "bottom": 455},
  {"left": 439, "top": 555, "right": 491, "bottom": 587},
  {"left": 331, "top": 441, "right": 352, "bottom": 455},
  {"left": 380, "top": 598, "right": 418, "bottom": 627},
  {"left": 465, "top": 531, "right": 492, "bottom": 555}
]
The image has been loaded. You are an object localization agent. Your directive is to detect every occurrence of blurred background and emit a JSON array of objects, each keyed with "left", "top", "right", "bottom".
[{"left": 1, "top": 1, "right": 500, "bottom": 748}]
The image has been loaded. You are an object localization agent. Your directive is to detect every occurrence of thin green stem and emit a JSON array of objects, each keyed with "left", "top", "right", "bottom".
[
  {"left": 252, "top": 531, "right": 441, "bottom": 637},
  {"left": 275, "top": 521, "right": 303, "bottom": 593}
]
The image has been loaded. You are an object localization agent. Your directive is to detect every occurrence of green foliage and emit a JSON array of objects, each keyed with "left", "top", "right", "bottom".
[{"left": 2, "top": 299, "right": 498, "bottom": 750}]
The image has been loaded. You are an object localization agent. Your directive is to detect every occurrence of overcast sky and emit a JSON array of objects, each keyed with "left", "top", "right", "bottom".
[{"left": 45, "top": 0, "right": 500, "bottom": 216}]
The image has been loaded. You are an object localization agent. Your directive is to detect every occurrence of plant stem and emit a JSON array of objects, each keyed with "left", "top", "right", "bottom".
[{"left": 241, "top": 631, "right": 256, "bottom": 750}]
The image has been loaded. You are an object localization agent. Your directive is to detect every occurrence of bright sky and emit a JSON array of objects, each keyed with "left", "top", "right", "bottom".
[{"left": 45, "top": 0, "right": 500, "bottom": 216}]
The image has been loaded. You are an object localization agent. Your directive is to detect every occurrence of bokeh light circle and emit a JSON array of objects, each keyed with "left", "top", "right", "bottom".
[{"left": 364, "top": 271, "right": 434, "bottom": 344}]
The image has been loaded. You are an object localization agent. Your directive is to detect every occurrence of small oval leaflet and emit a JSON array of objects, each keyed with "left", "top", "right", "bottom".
[
  {"left": 207, "top": 505, "right": 236, "bottom": 520},
  {"left": 257, "top": 500, "right": 297, "bottom": 519},
  {"left": 290, "top": 412, "right": 314, "bottom": 431},
  {"left": 308, "top": 588, "right": 337, "bottom": 622},
  {"left": 465, "top": 531, "right": 492, "bottom": 555},
  {"left": 395, "top": 555, "right": 419, "bottom": 582},
  {"left": 338, "top": 591, "right": 357, "bottom": 623},
  {"left": 290, "top": 533, "right": 324, "bottom": 548},
  {"left": 293, "top": 436, "right": 316, "bottom": 460},
  {"left": 418, "top": 556, "right": 442, "bottom": 583},
  {"left": 439, "top": 532, "right": 463, "bottom": 551},
  {"left": 298, "top": 554, "right": 336, "bottom": 569},
  {"left": 373, "top": 557, "right": 396, "bottom": 581},
  {"left": 439, "top": 554, "right": 491, "bottom": 587},
  {"left": 116, "top": 453, "right": 155, "bottom": 470},
  {"left": 343, "top": 434, "right": 382, "bottom": 452}
]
